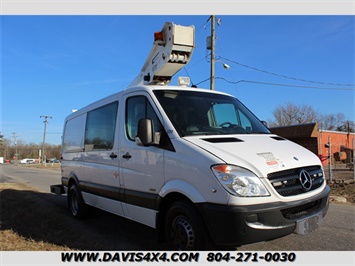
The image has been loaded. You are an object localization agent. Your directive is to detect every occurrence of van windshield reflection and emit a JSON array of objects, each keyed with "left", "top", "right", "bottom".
[{"left": 154, "top": 90, "right": 270, "bottom": 137}]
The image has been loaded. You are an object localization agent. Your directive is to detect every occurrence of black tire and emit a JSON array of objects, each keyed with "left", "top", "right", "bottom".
[
  {"left": 68, "top": 184, "right": 89, "bottom": 219},
  {"left": 164, "top": 201, "right": 212, "bottom": 250}
]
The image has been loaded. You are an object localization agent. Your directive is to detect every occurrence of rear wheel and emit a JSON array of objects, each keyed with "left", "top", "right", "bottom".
[
  {"left": 164, "top": 201, "right": 212, "bottom": 250},
  {"left": 68, "top": 184, "right": 88, "bottom": 218}
]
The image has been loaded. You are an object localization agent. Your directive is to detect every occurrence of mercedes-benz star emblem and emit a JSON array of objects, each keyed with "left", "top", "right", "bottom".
[{"left": 299, "top": 170, "right": 313, "bottom": 191}]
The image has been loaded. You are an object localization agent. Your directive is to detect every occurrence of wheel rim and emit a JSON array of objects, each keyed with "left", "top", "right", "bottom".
[{"left": 170, "top": 216, "right": 195, "bottom": 250}]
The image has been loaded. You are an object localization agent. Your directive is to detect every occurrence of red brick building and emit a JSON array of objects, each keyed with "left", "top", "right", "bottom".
[{"left": 270, "top": 123, "right": 354, "bottom": 166}]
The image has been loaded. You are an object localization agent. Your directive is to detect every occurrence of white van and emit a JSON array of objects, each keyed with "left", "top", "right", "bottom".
[
  {"left": 57, "top": 85, "right": 330, "bottom": 250},
  {"left": 19, "top": 158, "right": 36, "bottom": 164}
]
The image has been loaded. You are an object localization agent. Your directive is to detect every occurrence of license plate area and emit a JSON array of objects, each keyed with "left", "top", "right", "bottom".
[{"left": 295, "top": 213, "right": 323, "bottom": 235}]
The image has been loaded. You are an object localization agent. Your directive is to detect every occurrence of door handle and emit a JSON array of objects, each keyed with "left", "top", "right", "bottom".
[
  {"left": 110, "top": 153, "right": 118, "bottom": 159},
  {"left": 122, "top": 152, "right": 132, "bottom": 159}
]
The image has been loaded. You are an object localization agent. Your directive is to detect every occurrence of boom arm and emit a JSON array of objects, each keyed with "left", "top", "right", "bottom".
[{"left": 128, "top": 22, "right": 195, "bottom": 87}]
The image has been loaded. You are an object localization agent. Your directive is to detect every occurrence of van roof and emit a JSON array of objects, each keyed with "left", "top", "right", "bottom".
[{"left": 65, "top": 85, "right": 233, "bottom": 121}]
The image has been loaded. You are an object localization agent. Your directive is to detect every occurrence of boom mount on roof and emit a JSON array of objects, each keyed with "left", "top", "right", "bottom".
[{"left": 128, "top": 22, "right": 195, "bottom": 87}]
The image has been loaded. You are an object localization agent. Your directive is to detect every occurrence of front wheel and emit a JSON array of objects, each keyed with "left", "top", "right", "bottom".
[{"left": 164, "top": 201, "right": 212, "bottom": 250}]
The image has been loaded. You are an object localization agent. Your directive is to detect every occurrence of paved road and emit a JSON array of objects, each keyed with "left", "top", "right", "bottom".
[
  {"left": 1, "top": 164, "right": 354, "bottom": 251},
  {"left": 0, "top": 163, "right": 61, "bottom": 192}
]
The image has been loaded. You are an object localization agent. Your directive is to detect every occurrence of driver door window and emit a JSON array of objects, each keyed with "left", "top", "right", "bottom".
[{"left": 126, "top": 96, "right": 162, "bottom": 141}]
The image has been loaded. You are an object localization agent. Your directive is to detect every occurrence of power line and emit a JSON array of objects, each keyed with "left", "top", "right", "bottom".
[
  {"left": 183, "top": 67, "right": 195, "bottom": 86},
  {"left": 196, "top": 20, "right": 210, "bottom": 32},
  {"left": 195, "top": 77, "right": 211, "bottom": 86},
  {"left": 185, "top": 55, "right": 209, "bottom": 71},
  {"left": 219, "top": 56, "right": 355, "bottom": 87},
  {"left": 193, "top": 77, "right": 355, "bottom": 90},
  {"left": 215, "top": 77, "right": 355, "bottom": 91}
]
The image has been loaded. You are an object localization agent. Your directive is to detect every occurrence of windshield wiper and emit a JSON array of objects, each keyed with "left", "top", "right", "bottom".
[{"left": 246, "top": 131, "right": 271, "bottom": 134}]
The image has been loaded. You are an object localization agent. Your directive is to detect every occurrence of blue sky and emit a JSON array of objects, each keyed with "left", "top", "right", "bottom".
[{"left": 1, "top": 15, "right": 354, "bottom": 145}]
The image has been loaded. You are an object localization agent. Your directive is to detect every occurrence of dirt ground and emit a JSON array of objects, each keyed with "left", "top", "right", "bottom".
[
  {"left": 0, "top": 182, "right": 74, "bottom": 251},
  {"left": 324, "top": 165, "right": 355, "bottom": 204}
]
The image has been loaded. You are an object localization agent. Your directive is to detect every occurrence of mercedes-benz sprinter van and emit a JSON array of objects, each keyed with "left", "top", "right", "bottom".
[{"left": 58, "top": 85, "right": 330, "bottom": 250}]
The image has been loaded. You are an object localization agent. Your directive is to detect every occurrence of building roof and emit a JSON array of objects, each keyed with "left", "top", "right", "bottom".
[
  {"left": 319, "top": 129, "right": 355, "bottom": 136},
  {"left": 270, "top": 123, "right": 319, "bottom": 139}
]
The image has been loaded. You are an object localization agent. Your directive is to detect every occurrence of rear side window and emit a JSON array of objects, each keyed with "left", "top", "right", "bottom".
[
  {"left": 63, "top": 113, "right": 86, "bottom": 152},
  {"left": 85, "top": 101, "right": 118, "bottom": 150}
]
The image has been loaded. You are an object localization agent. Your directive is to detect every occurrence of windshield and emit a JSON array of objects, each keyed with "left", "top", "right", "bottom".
[{"left": 154, "top": 90, "right": 270, "bottom": 136}]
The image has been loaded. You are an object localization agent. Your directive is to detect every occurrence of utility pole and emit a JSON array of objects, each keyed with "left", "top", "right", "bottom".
[
  {"left": 0, "top": 132, "right": 3, "bottom": 146},
  {"left": 40, "top": 115, "right": 52, "bottom": 166},
  {"left": 353, "top": 134, "right": 355, "bottom": 180},
  {"left": 209, "top": 15, "right": 216, "bottom": 90},
  {"left": 0, "top": 132, "right": 4, "bottom": 159},
  {"left": 207, "top": 15, "right": 224, "bottom": 90},
  {"left": 12, "top": 132, "right": 18, "bottom": 164},
  {"left": 328, "top": 136, "right": 333, "bottom": 182}
]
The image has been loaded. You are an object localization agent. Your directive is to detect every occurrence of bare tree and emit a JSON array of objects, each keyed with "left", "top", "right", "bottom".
[
  {"left": 0, "top": 138, "right": 61, "bottom": 161},
  {"left": 270, "top": 103, "right": 354, "bottom": 132},
  {"left": 318, "top": 113, "right": 346, "bottom": 131},
  {"left": 271, "top": 102, "right": 319, "bottom": 126}
]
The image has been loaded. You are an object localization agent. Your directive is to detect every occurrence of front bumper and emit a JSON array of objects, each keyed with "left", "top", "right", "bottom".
[{"left": 196, "top": 185, "right": 330, "bottom": 247}]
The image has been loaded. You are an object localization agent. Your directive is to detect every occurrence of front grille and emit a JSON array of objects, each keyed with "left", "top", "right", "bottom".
[
  {"left": 281, "top": 199, "right": 322, "bottom": 220},
  {"left": 268, "top": 166, "right": 324, "bottom": 197}
]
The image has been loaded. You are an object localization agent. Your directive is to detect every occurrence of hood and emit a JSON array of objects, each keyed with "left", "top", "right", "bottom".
[{"left": 184, "top": 134, "right": 321, "bottom": 177}]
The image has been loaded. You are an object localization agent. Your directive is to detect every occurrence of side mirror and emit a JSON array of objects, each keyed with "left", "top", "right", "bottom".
[
  {"left": 136, "top": 118, "right": 155, "bottom": 146},
  {"left": 261, "top": 120, "right": 268, "bottom": 128}
]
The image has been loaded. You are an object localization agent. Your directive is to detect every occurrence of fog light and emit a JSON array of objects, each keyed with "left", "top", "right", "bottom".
[{"left": 246, "top": 214, "right": 259, "bottom": 223}]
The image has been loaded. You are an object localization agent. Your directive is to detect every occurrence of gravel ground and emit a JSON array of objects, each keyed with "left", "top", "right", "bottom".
[{"left": 324, "top": 165, "right": 355, "bottom": 204}]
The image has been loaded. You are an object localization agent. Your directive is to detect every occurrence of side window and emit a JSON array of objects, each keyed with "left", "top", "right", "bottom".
[
  {"left": 126, "top": 96, "right": 162, "bottom": 141},
  {"left": 238, "top": 110, "right": 252, "bottom": 132},
  {"left": 85, "top": 101, "right": 118, "bottom": 150},
  {"left": 63, "top": 113, "right": 86, "bottom": 152}
]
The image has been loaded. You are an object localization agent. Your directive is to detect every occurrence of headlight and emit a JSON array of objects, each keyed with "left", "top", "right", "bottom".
[{"left": 212, "top": 165, "right": 270, "bottom": 197}]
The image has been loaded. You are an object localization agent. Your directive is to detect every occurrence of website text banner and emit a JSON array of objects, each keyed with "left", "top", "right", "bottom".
[{"left": 1, "top": 251, "right": 354, "bottom": 266}]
